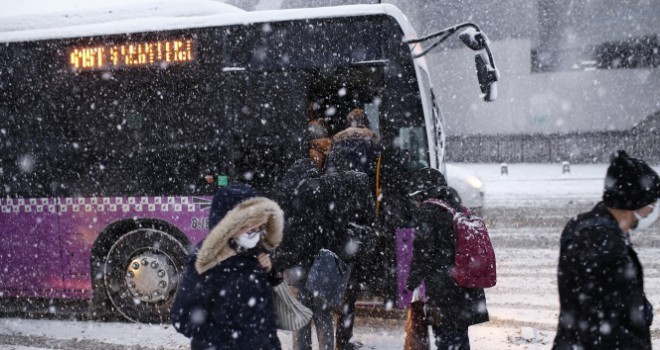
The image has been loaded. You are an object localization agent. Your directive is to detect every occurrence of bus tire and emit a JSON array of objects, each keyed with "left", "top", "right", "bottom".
[{"left": 99, "top": 227, "right": 188, "bottom": 323}]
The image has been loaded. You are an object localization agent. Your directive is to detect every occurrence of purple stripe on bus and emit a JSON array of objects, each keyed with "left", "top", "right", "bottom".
[{"left": 0, "top": 196, "right": 213, "bottom": 299}]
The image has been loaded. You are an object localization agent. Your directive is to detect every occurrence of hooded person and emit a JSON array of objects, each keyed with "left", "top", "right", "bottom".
[
  {"left": 405, "top": 167, "right": 489, "bottom": 350},
  {"left": 553, "top": 150, "right": 660, "bottom": 350},
  {"left": 171, "top": 183, "right": 284, "bottom": 350}
]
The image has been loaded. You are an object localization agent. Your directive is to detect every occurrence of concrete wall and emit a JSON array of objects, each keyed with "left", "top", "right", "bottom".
[{"left": 428, "top": 39, "right": 660, "bottom": 136}]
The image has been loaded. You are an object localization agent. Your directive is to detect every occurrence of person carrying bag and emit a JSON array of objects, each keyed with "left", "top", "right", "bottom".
[
  {"left": 170, "top": 184, "right": 284, "bottom": 350},
  {"left": 406, "top": 168, "right": 489, "bottom": 350}
]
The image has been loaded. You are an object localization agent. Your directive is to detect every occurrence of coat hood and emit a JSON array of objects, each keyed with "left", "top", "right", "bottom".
[{"left": 195, "top": 196, "right": 284, "bottom": 274}]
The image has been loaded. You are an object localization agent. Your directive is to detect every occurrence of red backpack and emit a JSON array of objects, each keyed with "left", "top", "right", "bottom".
[{"left": 425, "top": 199, "right": 497, "bottom": 288}]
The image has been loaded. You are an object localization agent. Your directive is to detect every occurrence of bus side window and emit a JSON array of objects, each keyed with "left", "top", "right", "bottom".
[
  {"left": 0, "top": 119, "right": 54, "bottom": 198},
  {"left": 397, "top": 126, "right": 429, "bottom": 171},
  {"left": 363, "top": 100, "right": 381, "bottom": 136},
  {"left": 1, "top": 151, "right": 54, "bottom": 198}
]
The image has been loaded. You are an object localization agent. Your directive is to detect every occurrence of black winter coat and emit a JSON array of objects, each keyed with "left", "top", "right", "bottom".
[
  {"left": 171, "top": 249, "right": 281, "bottom": 350},
  {"left": 318, "top": 170, "right": 377, "bottom": 262},
  {"left": 553, "top": 202, "right": 652, "bottom": 350},
  {"left": 406, "top": 199, "right": 489, "bottom": 329},
  {"left": 271, "top": 158, "right": 322, "bottom": 271}
]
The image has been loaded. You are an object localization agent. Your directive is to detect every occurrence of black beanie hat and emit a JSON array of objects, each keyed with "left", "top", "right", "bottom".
[
  {"left": 208, "top": 183, "right": 259, "bottom": 230},
  {"left": 603, "top": 150, "right": 660, "bottom": 210},
  {"left": 407, "top": 167, "right": 448, "bottom": 199}
]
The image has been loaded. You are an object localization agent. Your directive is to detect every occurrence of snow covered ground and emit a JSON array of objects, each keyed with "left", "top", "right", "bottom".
[{"left": 1, "top": 163, "right": 659, "bottom": 349}]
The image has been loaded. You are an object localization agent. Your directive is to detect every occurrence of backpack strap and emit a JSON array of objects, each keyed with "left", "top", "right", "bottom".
[{"left": 424, "top": 198, "right": 457, "bottom": 216}]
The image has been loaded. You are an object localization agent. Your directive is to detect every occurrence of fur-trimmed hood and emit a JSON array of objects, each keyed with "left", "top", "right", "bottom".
[
  {"left": 195, "top": 197, "right": 284, "bottom": 274},
  {"left": 333, "top": 127, "right": 379, "bottom": 143}
]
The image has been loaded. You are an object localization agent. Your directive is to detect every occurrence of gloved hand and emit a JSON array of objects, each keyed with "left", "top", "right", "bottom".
[{"left": 645, "top": 299, "right": 654, "bottom": 326}]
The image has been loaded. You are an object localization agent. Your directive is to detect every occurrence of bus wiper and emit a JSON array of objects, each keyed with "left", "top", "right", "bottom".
[
  {"left": 351, "top": 59, "right": 389, "bottom": 66},
  {"left": 403, "top": 22, "right": 499, "bottom": 102}
]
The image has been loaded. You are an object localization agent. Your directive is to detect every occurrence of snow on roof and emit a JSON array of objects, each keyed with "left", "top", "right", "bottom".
[
  {"left": 0, "top": 2, "right": 417, "bottom": 44},
  {"left": 0, "top": 0, "right": 244, "bottom": 37}
]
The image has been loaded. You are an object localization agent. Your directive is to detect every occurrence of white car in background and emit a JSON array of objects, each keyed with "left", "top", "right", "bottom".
[{"left": 446, "top": 163, "right": 485, "bottom": 214}]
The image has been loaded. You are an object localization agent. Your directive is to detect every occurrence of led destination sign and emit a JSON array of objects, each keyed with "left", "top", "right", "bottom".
[{"left": 69, "top": 39, "right": 194, "bottom": 70}]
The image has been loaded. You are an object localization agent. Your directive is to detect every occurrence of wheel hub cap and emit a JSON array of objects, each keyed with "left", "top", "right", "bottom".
[{"left": 125, "top": 253, "right": 175, "bottom": 302}]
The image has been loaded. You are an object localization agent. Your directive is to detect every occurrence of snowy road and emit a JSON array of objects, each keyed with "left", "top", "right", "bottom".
[
  {"left": 1, "top": 242, "right": 658, "bottom": 350},
  {"left": 1, "top": 163, "right": 659, "bottom": 349}
]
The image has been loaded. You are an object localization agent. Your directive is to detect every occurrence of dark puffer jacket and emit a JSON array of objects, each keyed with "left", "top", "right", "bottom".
[
  {"left": 406, "top": 189, "right": 489, "bottom": 329},
  {"left": 175, "top": 251, "right": 281, "bottom": 350},
  {"left": 553, "top": 202, "right": 652, "bottom": 350},
  {"left": 171, "top": 185, "right": 284, "bottom": 350}
]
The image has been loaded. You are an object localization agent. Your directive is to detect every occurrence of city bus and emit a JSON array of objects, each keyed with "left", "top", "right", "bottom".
[{"left": 0, "top": 2, "right": 497, "bottom": 322}]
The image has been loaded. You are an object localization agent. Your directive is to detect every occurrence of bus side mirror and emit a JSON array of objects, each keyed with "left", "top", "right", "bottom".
[
  {"left": 475, "top": 52, "right": 498, "bottom": 102},
  {"left": 459, "top": 28, "right": 499, "bottom": 102},
  {"left": 459, "top": 28, "right": 484, "bottom": 51},
  {"left": 407, "top": 23, "right": 500, "bottom": 102}
]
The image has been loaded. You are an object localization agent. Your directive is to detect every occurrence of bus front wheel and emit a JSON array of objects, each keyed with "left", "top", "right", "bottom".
[{"left": 100, "top": 228, "right": 188, "bottom": 323}]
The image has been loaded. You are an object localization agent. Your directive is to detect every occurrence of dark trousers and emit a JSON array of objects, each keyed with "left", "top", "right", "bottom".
[
  {"left": 335, "top": 279, "right": 359, "bottom": 350},
  {"left": 293, "top": 286, "right": 334, "bottom": 350},
  {"left": 431, "top": 324, "right": 470, "bottom": 350}
]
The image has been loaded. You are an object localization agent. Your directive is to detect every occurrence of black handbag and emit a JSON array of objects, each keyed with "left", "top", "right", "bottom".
[{"left": 305, "top": 249, "right": 351, "bottom": 307}]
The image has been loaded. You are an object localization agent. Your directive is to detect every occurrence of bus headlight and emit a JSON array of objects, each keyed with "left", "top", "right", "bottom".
[{"left": 466, "top": 176, "right": 483, "bottom": 190}]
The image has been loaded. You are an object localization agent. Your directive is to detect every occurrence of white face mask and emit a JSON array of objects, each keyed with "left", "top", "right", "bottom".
[
  {"left": 234, "top": 228, "right": 265, "bottom": 250},
  {"left": 633, "top": 204, "right": 659, "bottom": 232}
]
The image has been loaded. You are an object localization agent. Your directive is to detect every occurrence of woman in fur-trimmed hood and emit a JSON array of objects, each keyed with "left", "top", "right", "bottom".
[{"left": 171, "top": 183, "right": 284, "bottom": 350}]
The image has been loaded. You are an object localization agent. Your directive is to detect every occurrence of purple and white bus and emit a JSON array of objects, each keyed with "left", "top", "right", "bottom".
[{"left": 0, "top": 2, "right": 496, "bottom": 322}]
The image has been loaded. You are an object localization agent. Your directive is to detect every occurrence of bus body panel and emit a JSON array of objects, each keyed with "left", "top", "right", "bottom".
[
  {"left": 0, "top": 196, "right": 211, "bottom": 297},
  {"left": 0, "top": 198, "right": 64, "bottom": 293}
]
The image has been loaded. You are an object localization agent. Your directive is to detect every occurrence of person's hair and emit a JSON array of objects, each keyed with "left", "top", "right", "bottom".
[{"left": 345, "top": 108, "right": 370, "bottom": 129}]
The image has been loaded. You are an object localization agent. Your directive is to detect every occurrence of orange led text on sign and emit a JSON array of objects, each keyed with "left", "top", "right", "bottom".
[{"left": 69, "top": 39, "right": 194, "bottom": 70}]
